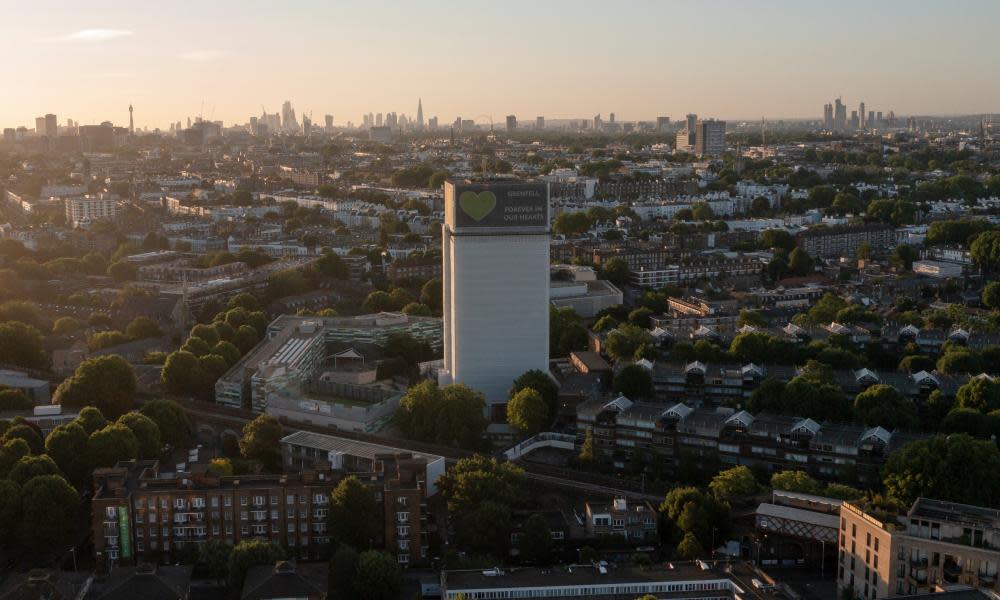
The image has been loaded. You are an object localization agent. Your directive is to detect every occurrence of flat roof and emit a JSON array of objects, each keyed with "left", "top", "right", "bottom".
[
  {"left": 756, "top": 503, "right": 840, "bottom": 529},
  {"left": 280, "top": 430, "right": 444, "bottom": 463}
]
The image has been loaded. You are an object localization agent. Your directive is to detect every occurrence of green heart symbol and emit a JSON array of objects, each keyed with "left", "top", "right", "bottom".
[{"left": 459, "top": 191, "right": 497, "bottom": 222}]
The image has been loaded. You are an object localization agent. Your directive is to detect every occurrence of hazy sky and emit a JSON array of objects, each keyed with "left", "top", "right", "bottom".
[{"left": 5, "top": 0, "right": 999, "bottom": 130}]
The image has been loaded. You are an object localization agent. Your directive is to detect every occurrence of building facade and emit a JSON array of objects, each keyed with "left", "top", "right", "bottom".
[{"left": 439, "top": 180, "right": 550, "bottom": 415}]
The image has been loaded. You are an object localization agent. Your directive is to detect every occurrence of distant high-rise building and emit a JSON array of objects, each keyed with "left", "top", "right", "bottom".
[
  {"left": 386, "top": 112, "right": 397, "bottom": 128},
  {"left": 505, "top": 115, "right": 517, "bottom": 131},
  {"left": 593, "top": 114, "right": 602, "bottom": 130},
  {"left": 609, "top": 112, "right": 615, "bottom": 124},
  {"left": 823, "top": 103, "right": 834, "bottom": 129},
  {"left": 416, "top": 99, "right": 424, "bottom": 129},
  {"left": 44, "top": 113, "right": 57, "bottom": 137},
  {"left": 868, "top": 111, "right": 875, "bottom": 128},
  {"left": 35, "top": 117, "right": 46, "bottom": 136},
  {"left": 376, "top": 113, "right": 384, "bottom": 127},
  {"left": 694, "top": 120, "right": 726, "bottom": 156},
  {"left": 656, "top": 116, "right": 670, "bottom": 131},
  {"left": 281, "top": 100, "right": 298, "bottom": 132},
  {"left": 536, "top": 116, "right": 545, "bottom": 130},
  {"left": 859, "top": 102, "right": 866, "bottom": 128},
  {"left": 834, "top": 99, "right": 847, "bottom": 131},
  {"left": 850, "top": 110, "right": 860, "bottom": 130},
  {"left": 876, "top": 111, "right": 883, "bottom": 125},
  {"left": 302, "top": 114, "right": 312, "bottom": 136},
  {"left": 686, "top": 113, "right": 697, "bottom": 133},
  {"left": 428, "top": 116, "right": 438, "bottom": 130},
  {"left": 2, "top": 129, "right": 15, "bottom": 143},
  {"left": 325, "top": 114, "right": 333, "bottom": 130}
]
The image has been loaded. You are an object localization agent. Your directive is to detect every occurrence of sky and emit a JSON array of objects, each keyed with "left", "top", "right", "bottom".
[{"left": 4, "top": 0, "right": 999, "bottom": 130}]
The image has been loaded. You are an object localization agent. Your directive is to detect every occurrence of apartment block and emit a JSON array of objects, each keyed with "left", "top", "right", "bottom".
[{"left": 838, "top": 498, "right": 1000, "bottom": 598}]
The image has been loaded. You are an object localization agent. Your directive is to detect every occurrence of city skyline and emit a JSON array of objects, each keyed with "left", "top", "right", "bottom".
[{"left": 4, "top": 0, "right": 1000, "bottom": 130}]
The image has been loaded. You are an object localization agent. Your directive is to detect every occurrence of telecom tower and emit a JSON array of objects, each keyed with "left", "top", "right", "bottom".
[{"left": 129, "top": 104, "right": 134, "bottom": 134}]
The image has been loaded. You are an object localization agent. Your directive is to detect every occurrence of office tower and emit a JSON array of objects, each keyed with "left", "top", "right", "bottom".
[
  {"left": 686, "top": 113, "right": 697, "bottom": 133},
  {"left": 41, "top": 114, "right": 57, "bottom": 136},
  {"left": 376, "top": 113, "right": 383, "bottom": 127},
  {"left": 823, "top": 103, "right": 834, "bottom": 129},
  {"left": 694, "top": 120, "right": 726, "bottom": 156},
  {"left": 429, "top": 116, "right": 438, "bottom": 130},
  {"left": 416, "top": 99, "right": 424, "bottom": 129},
  {"left": 834, "top": 99, "right": 847, "bottom": 131},
  {"left": 2, "top": 129, "right": 14, "bottom": 142},
  {"left": 858, "top": 102, "right": 865, "bottom": 128},
  {"left": 609, "top": 112, "right": 615, "bottom": 124},
  {"left": 281, "top": 100, "right": 298, "bottom": 132},
  {"left": 850, "top": 111, "right": 860, "bottom": 130},
  {"left": 536, "top": 116, "right": 545, "bottom": 130},
  {"left": 868, "top": 111, "right": 875, "bottom": 128},
  {"left": 656, "top": 116, "right": 670, "bottom": 131},
  {"left": 325, "top": 115, "right": 333, "bottom": 130},
  {"left": 876, "top": 111, "right": 883, "bottom": 125},
  {"left": 386, "top": 112, "right": 397, "bottom": 128},
  {"left": 440, "top": 179, "right": 550, "bottom": 417},
  {"left": 506, "top": 115, "right": 517, "bottom": 131},
  {"left": 35, "top": 117, "right": 46, "bottom": 135},
  {"left": 303, "top": 115, "right": 311, "bottom": 136}
]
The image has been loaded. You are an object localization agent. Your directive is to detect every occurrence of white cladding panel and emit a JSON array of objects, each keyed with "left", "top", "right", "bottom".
[{"left": 444, "top": 232, "right": 549, "bottom": 403}]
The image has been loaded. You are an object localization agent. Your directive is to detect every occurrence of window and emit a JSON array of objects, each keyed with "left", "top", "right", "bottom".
[
  {"left": 874, "top": 537, "right": 879, "bottom": 552},
  {"left": 270, "top": 495, "right": 278, "bottom": 505},
  {"left": 867, "top": 532, "right": 871, "bottom": 547},
  {"left": 287, "top": 523, "right": 295, "bottom": 533},
  {"left": 240, "top": 496, "right": 248, "bottom": 506},
  {"left": 852, "top": 524, "right": 857, "bottom": 537},
  {"left": 224, "top": 497, "right": 232, "bottom": 507},
  {"left": 105, "top": 506, "right": 117, "bottom": 520},
  {"left": 211, "top": 497, "right": 219, "bottom": 508},
  {"left": 398, "top": 496, "right": 408, "bottom": 507},
  {"left": 287, "top": 495, "right": 295, "bottom": 505}
]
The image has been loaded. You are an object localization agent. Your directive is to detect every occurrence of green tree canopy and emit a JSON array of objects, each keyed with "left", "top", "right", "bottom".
[
  {"left": 506, "top": 388, "right": 549, "bottom": 437},
  {"left": 853, "top": 384, "right": 919, "bottom": 431},
  {"left": 19, "top": 475, "right": 78, "bottom": 553},
  {"left": 87, "top": 423, "right": 139, "bottom": 468},
  {"left": 613, "top": 364, "right": 654, "bottom": 400},
  {"left": 54, "top": 355, "right": 137, "bottom": 419},
  {"left": 139, "top": 399, "right": 193, "bottom": 448},
  {"left": 117, "top": 412, "right": 162, "bottom": 459},
  {"left": 354, "top": 550, "right": 402, "bottom": 600},
  {"left": 709, "top": 466, "right": 758, "bottom": 503},
  {"left": 883, "top": 435, "right": 1000, "bottom": 508},
  {"left": 327, "top": 475, "right": 380, "bottom": 550}
]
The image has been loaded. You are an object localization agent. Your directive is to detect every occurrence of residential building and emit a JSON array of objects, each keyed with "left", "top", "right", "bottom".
[
  {"left": 583, "top": 498, "right": 657, "bottom": 542},
  {"left": 838, "top": 498, "right": 1000, "bottom": 597},
  {"left": 796, "top": 225, "right": 895, "bottom": 258},
  {"left": 439, "top": 180, "right": 550, "bottom": 417},
  {"left": 695, "top": 120, "right": 726, "bottom": 156},
  {"left": 64, "top": 193, "right": 120, "bottom": 228}
]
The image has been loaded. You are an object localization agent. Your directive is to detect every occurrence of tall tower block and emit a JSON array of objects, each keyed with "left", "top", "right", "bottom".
[{"left": 439, "top": 179, "right": 550, "bottom": 419}]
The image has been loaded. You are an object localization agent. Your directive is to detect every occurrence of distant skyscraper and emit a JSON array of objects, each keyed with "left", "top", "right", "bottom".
[
  {"left": 609, "top": 112, "right": 615, "bottom": 124},
  {"left": 593, "top": 114, "right": 602, "bottom": 130},
  {"left": 281, "top": 100, "right": 298, "bottom": 132},
  {"left": 686, "top": 113, "right": 697, "bottom": 133},
  {"left": 376, "top": 113, "right": 383, "bottom": 127},
  {"left": 428, "top": 116, "right": 438, "bottom": 130},
  {"left": 876, "top": 111, "right": 883, "bottom": 125},
  {"left": 656, "top": 116, "right": 670, "bottom": 131},
  {"left": 44, "top": 114, "right": 57, "bottom": 137},
  {"left": 325, "top": 114, "right": 333, "bottom": 130},
  {"left": 128, "top": 105, "right": 134, "bottom": 134},
  {"left": 834, "top": 99, "right": 847, "bottom": 131},
  {"left": 850, "top": 110, "right": 860, "bottom": 130},
  {"left": 416, "top": 99, "right": 424, "bottom": 129},
  {"left": 859, "top": 102, "right": 866, "bottom": 128},
  {"left": 34, "top": 117, "right": 46, "bottom": 136},
  {"left": 694, "top": 120, "right": 726, "bottom": 156},
  {"left": 823, "top": 103, "right": 834, "bottom": 129},
  {"left": 505, "top": 115, "right": 517, "bottom": 131},
  {"left": 868, "top": 111, "right": 875, "bottom": 128},
  {"left": 536, "top": 116, "right": 545, "bottom": 130},
  {"left": 302, "top": 114, "right": 312, "bottom": 136}
]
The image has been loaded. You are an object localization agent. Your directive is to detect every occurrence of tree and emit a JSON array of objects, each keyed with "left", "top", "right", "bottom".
[
  {"left": 613, "top": 364, "right": 654, "bottom": 399},
  {"left": 691, "top": 202, "right": 714, "bottom": 221},
  {"left": 506, "top": 388, "right": 549, "bottom": 437},
  {"left": 771, "top": 470, "right": 823, "bottom": 495},
  {"left": 87, "top": 423, "right": 139, "bottom": 468},
  {"left": 198, "top": 539, "right": 232, "bottom": 585},
  {"left": 438, "top": 455, "right": 527, "bottom": 517},
  {"left": 984, "top": 282, "right": 1000, "bottom": 311},
  {"left": 605, "top": 324, "right": 653, "bottom": 361},
  {"left": 363, "top": 290, "right": 394, "bottom": 313},
  {"left": 0, "top": 321, "right": 47, "bottom": 369},
  {"left": 0, "top": 479, "right": 19, "bottom": 540},
  {"left": 401, "top": 302, "right": 432, "bottom": 316},
  {"left": 456, "top": 500, "right": 512, "bottom": 558},
  {"left": 787, "top": 248, "right": 814, "bottom": 276},
  {"left": 511, "top": 370, "right": 558, "bottom": 427},
  {"left": 956, "top": 377, "right": 1000, "bottom": 413},
  {"left": 328, "top": 476, "right": 380, "bottom": 550},
  {"left": 890, "top": 244, "right": 918, "bottom": 270},
  {"left": 117, "top": 412, "right": 162, "bottom": 459},
  {"left": 139, "top": 399, "right": 193, "bottom": 448},
  {"left": 676, "top": 532, "right": 705, "bottom": 559},
  {"left": 394, "top": 382, "right": 487, "bottom": 450},
  {"left": 106, "top": 260, "right": 138, "bottom": 282},
  {"left": 420, "top": 278, "right": 442, "bottom": 312},
  {"left": 329, "top": 545, "right": 359, "bottom": 599},
  {"left": 212, "top": 341, "right": 242, "bottom": 367},
  {"left": 628, "top": 307, "right": 653, "bottom": 328},
  {"left": 19, "top": 475, "right": 78, "bottom": 553},
  {"left": 971, "top": 230, "right": 1000, "bottom": 273},
  {"left": 125, "top": 316, "right": 162, "bottom": 340},
  {"left": 3, "top": 423, "right": 44, "bottom": 455},
  {"left": 227, "top": 540, "right": 285, "bottom": 597},
  {"left": 853, "top": 384, "right": 918, "bottom": 430},
  {"left": 52, "top": 317, "right": 82, "bottom": 336},
  {"left": 883, "top": 435, "right": 1000, "bottom": 508},
  {"left": 239, "top": 414, "right": 283, "bottom": 471},
  {"left": 75, "top": 406, "right": 107, "bottom": 434},
  {"left": 898, "top": 354, "right": 935, "bottom": 374},
  {"left": 553, "top": 212, "right": 593, "bottom": 236},
  {"left": 354, "top": 551, "right": 402, "bottom": 600},
  {"left": 550, "top": 306, "right": 588, "bottom": 357},
  {"left": 233, "top": 325, "right": 261, "bottom": 353},
  {"left": 45, "top": 422, "right": 90, "bottom": 486},
  {"left": 709, "top": 466, "right": 758, "bottom": 503},
  {"left": 161, "top": 350, "right": 201, "bottom": 395},
  {"left": 53, "top": 355, "right": 137, "bottom": 419},
  {"left": 0, "top": 388, "right": 31, "bottom": 411},
  {"left": 520, "top": 513, "right": 553, "bottom": 564},
  {"left": 9, "top": 454, "right": 62, "bottom": 485},
  {"left": 601, "top": 257, "right": 631, "bottom": 289},
  {"left": 937, "top": 349, "right": 981, "bottom": 375},
  {"left": 315, "top": 249, "right": 350, "bottom": 280}
]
